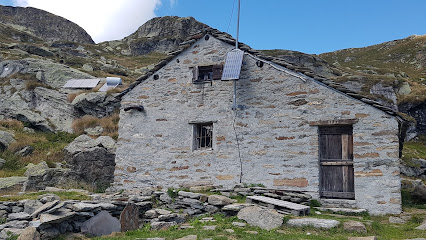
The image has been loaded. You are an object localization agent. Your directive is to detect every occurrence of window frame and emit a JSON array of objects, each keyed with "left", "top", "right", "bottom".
[
  {"left": 192, "top": 65, "right": 223, "bottom": 83},
  {"left": 192, "top": 122, "right": 214, "bottom": 151}
]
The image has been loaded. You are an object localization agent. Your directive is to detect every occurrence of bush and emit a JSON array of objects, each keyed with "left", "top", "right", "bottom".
[
  {"left": 0, "top": 119, "right": 24, "bottom": 130},
  {"left": 71, "top": 113, "right": 119, "bottom": 139}
]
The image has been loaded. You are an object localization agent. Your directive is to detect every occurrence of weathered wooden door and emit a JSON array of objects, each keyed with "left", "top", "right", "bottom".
[{"left": 319, "top": 126, "right": 355, "bottom": 199}]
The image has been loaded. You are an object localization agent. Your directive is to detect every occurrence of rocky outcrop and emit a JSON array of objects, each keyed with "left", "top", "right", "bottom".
[
  {"left": 0, "top": 5, "right": 94, "bottom": 44},
  {"left": 399, "top": 101, "right": 426, "bottom": 135},
  {"left": 117, "top": 16, "right": 209, "bottom": 55},
  {"left": 0, "top": 59, "right": 95, "bottom": 132},
  {"left": 64, "top": 135, "right": 116, "bottom": 189}
]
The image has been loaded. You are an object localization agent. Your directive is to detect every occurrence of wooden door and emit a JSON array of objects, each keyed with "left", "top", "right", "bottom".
[{"left": 319, "top": 126, "right": 355, "bottom": 199}]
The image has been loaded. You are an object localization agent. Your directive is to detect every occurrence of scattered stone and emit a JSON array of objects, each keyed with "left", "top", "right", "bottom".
[
  {"left": 120, "top": 203, "right": 139, "bottom": 232},
  {"left": 23, "top": 127, "right": 35, "bottom": 134},
  {"left": 204, "top": 205, "right": 219, "bottom": 214},
  {"left": 0, "top": 130, "right": 15, "bottom": 151},
  {"left": 159, "top": 193, "right": 172, "bottom": 204},
  {"left": 69, "top": 203, "right": 101, "bottom": 212},
  {"left": 232, "top": 222, "right": 247, "bottom": 227},
  {"left": 202, "top": 225, "right": 217, "bottom": 230},
  {"left": 287, "top": 218, "right": 340, "bottom": 229},
  {"left": 208, "top": 195, "right": 235, "bottom": 206},
  {"left": 81, "top": 211, "right": 120, "bottom": 236},
  {"left": 15, "top": 146, "right": 34, "bottom": 157},
  {"left": 389, "top": 216, "right": 408, "bottom": 224},
  {"left": 244, "top": 231, "right": 258, "bottom": 234},
  {"left": 44, "top": 187, "right": 66, "bottom": 192},
  {"left": 179, "top": 224, "right": 194, "bottom": 229},
  {"left": 344, "top": 221, "right": 367, "bottom": 233},
  {"left": 17, "top": 226, "right": 40, "bottom": 240},
  {"left": 144, "top": 209, "right": 158, "bottom": 218},
  {"left": 237, "top": 206, "right": 283, "bottom": 230},
  {"left": 222, "top": 203, "right": 253, "bottom": 211},
  {"left": 39, "top": 209, "right": 75, "bottom": 224},
  {"left": 316, "top": 207, "right": 367, "bottom": 215},
  {"left": 7, "top": 212, "right": 31, "bottom": 221},
  {"left": 156, "top": 209, "right": 172, "bottom": 215},
  {"left": 175, "top": 235, "right": 197, "bottom": 240},
  {"left": 0, "top": 158, "right": 6, "bottom": 168},
  {"left": 225, "top": 229, "right": 234, "bottom": 233},
  {"left": 178, "top": 191, "right": 201, "bottom": 199},
  {"left": 24, "top": 162, "right": 49, "bottom": 177},
  {"left": 85, "top": 126, "right": 104, "bottom": 136},
  {"left": 31, "top": 200, "right": 60, "bottom": 218},
  {"left": 150, "top": 221, "right": 176, "bottom": 230},
  {"left": 415, "top": 220, "right": 426, "bottom": 230},
  {"left": 37, "top": 193, "right": 60, "bottom": 203}
]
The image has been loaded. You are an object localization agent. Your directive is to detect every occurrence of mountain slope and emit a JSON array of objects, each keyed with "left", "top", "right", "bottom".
[{"left": 0, "top": 5, "right": 94, "bottom": 44}]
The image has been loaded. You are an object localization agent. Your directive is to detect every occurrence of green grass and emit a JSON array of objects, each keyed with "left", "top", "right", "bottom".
[
  {"left": 93, "top": 211, "right": 426, "bottom": 240},
  {"left": 0, "top": 191, "right": 90, "bottom": 201}
]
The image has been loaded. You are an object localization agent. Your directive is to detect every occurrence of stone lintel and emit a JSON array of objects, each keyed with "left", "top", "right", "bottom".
[
  {"left": 309, "top": 119, "right": 359, "bottom": 126},
  {"left": 188, "top": 120, "right": 218, "bottom": 124}
]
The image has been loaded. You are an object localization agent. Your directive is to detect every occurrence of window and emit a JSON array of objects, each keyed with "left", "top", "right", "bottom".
[
  {"left": 192, "top": 65, "right": 223, "bottom": 83},
  {"left": 319, "top": 125, "right": 354, "bottom": 199},
  {"left": 193, "top": 123, "right": 213, "bottom": 150}
]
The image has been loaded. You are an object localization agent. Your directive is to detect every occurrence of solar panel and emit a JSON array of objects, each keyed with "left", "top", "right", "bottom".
[
  {"left": 63, "top": 79, "right": 100, "bottom": 89},
  {"left": 98, "top": 77, "right": 122, "bottom": 92},
  {"left": 221, "top": 49, "right": 244, "bottom": 80}
]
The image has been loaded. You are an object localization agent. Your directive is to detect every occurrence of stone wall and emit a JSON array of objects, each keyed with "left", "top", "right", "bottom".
[{"left": 115, "top": 35, "right": 401, "bottom": 214}]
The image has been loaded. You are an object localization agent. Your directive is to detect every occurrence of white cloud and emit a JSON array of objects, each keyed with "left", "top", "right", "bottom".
[{"left": 12, "top": 0, "right": 161, "bottom": 43}]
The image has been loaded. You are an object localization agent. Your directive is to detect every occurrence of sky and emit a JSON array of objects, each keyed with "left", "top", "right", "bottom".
[{"left": 1, "top": 0, "right": 426, "bottom": 54}]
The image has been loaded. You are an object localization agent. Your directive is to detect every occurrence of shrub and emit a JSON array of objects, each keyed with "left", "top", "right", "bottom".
[
  {"left": 25, "top": 80, "right": 52, "bottom": 91},
  {"left": 71, "top": 113, "right": 119, "bottom": 139},
  {"left": 0, "top": 119, "right": 24, "bottom": 130}
]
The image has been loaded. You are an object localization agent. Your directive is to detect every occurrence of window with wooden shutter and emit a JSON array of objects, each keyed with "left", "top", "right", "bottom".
[
  {"left": 319, "top": 125, "right": 355, "bottom": 199},
  {"left": 192, "top": 65, "right": 223, "bottom": 83}
]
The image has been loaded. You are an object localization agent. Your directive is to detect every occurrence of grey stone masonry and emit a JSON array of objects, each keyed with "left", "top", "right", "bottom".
[{"left": 114, "top": 35, "right": 401, "bottom": 214}]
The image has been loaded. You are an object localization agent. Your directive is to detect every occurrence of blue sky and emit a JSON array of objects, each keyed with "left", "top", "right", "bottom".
[{"left": 2, "top": 0, "right": 426, "bottom": 54}]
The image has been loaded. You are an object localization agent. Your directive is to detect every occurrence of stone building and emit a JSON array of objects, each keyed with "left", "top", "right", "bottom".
[{"left": 114, "top": 31, "right": 402, "bottom": 214}]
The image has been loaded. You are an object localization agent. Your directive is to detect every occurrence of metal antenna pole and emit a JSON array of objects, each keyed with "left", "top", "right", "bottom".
[{"left": 233, "top": 0, "right": 240, "bottom": 110}]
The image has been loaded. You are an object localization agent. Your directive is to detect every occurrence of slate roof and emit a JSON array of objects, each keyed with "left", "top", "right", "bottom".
[{"left": 116, "top": 27, "right": 403, "bottom": 121}]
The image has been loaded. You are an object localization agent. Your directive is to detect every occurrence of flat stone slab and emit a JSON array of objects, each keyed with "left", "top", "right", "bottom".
[
  {"left": 31, "top": 200, "right": 60, "bottom": 218},
  {"left": 69, "top": 203, "right": 101, "bottom": 212},
  {"left": 316, "top": 207, "right": 367, "bottom": 214},
  {"left": 348, "top": 237, "right": 377, "bottom": 240},
  {"left": 237, "top": 206, "right": 283, "bottom": 230},
  {"left": 415, "top": 220, "right": 426, "bottom": 230},
  {"left": 40, "top": 209, "right": 75, "bottom": 224},
  {"left": 287, "top": 218, "right": 340, "bottom": 229},
  {"left": 222, "top": 203, "right": 254, "bottom": 211},
  {"left": 246, "top": 195, "right": 310, "bottom": 216}
]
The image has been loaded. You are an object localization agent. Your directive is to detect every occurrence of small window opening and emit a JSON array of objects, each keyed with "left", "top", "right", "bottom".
[
  {"left": 194, "top": 123, "right": 213, "bottom": 150},
  {"left": 192, "top": 65, "right": 223, "bottom": 83}
]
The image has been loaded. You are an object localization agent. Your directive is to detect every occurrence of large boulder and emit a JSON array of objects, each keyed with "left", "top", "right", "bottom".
[
  {"left": 64, "top": 135, "right": 116, "bottom": 189},
  {"left": 81, "top": 211, "right": 120, "bottom": 237},
  {"left": 237, "top": 206, "right": 283, "bottom": 230},
  {"left": 0, "top": 176, "right": 27, "bottom": 192},
  {"left": 72, "top": 92, "right": 120, "bottom": 118},
  {"left": 411, "top": 181, "right": 426, "bottom": 201},
  {"left": 0, "top": 130, "right": 15, "bottom": 151}
]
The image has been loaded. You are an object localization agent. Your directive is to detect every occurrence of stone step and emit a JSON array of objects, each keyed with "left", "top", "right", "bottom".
[{"left": 246, "top": 196, "right": 310, "bottom": 216}]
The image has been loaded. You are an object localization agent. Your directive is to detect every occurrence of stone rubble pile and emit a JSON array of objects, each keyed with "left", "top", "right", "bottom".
[{"left": 0, "top": 185, "right": 348, "bottom": 239}]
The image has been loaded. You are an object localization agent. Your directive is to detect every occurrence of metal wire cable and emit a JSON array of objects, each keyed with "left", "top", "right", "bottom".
[{"left": 226, "top": 0, "right": 237, "bottom": 33}]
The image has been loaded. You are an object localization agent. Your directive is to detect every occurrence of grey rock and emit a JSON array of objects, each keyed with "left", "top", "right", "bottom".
[
  {"left": 72, "top": 92, "right": 120, "bottom": 118},
  {"left": 68, "top": 203, "right": 101, "bottom": 212},
  {"left": 144, "top": 209, "right": 158, "bottom": 218},
  {"left": 232, "top": 222, "right": 247, "bottom": 227},
  {"left": 98, "top": 203, "right": 116, "bottom": 211},
  {"left": 178, "top": 191, "right": 201, "bottom": 199},
  {"left": 7, "top": 212, "right": 31, "bottom": 221},
  {"left": 39, "top": 227, "right": 60, "bottom": 240},
  {"left": 64, "top": 135, "right": 116, "bottom": 188},
  {"left": 175, "top": 235, "right": 197, "bottom": 240},
  {"left": 2, "top": 220, "right": 28, "bottom": 229},
  {"left": 222, "top": 203, "right": 254, "bottom": 211},
  {"left": 31, "top": 200, "right": 60, "bottom": 218},
  {"left": 0, "top": 228, "right": 24, "bottom": 240},
  {"left": 150, "top": 221, "right": 176, "bottom": 230},
  {"left": 16, "top": 226, "right": 40, "bottom": 240},
  {"left": 316, "top": 207, "right": 367, "bottom": 214},
  {"left": 39, "top": 209, "right": 75, "bottom": 224},
  {"left": 389, "top": 216, "right": 408, "bottom": 224},
  {"left": 208, "top": 195, "right": 234, "bottom": 206},
  {"left": 414, "top": 220, "right": 426, "bottom": 230},
  {"left": 11, "top": 206, "right": 23, "bottom": 213},
  {"left": 237, "top": 206, "right": 283, "bottom": 230},
  {"left": 81, "top": 211, "right": 120, "bottom": 237},
  {"left": 0, "top": 130, "right": 15, "bottom": 151},
  {"left": 37, "top": 194, "right": 60, "bottom": 203},
  {"left": 287, "top": 218, "right": 340, "bottom": 229},
  {"left": 158, "top": 213, "right": 177, "bottom": 221},
  {"left": 159, "top": 193, "right": 172, "bottom": 203},
  {"left": 84, "top": 126, "right": 104, "bottom": 136},
  {"left": 202, "top": 225, "right": 216, "bottom": 230},
  {"left": 0, "top": 158, "right": 5, "bottom": 169},
  {"left": 155, "top": 209, "right": 172, "bottom": 215},
  {"left": 24, "top": 162, "right": 49, "bottom": 177},
  {"left": 205, "top": 205, "right": 219, "bottom": 214},
  {"left": 23, "top": 200, "right": 43, "bottom": 214},
  {"left": 344, "top": 221, "right": 367, "bottom": 233},
  {"left": 15, "top": 146, "right": 33, "bottom": 157},
  {"left": 412, "top": 181, "right": 426, "bottom": 201}
]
